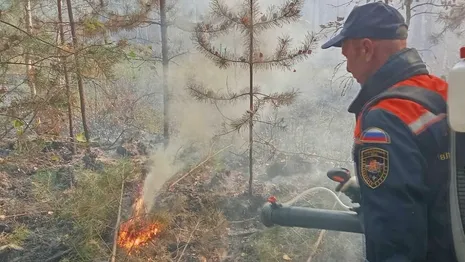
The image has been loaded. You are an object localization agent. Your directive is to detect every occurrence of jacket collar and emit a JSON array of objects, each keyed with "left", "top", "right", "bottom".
[{"left": 348, "top": 48, "right": 429, "bottom": 115}]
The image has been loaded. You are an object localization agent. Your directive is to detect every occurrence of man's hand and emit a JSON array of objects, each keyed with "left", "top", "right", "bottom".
[{"left": 335, "top": 176, "right": 361, "bottom": 203}]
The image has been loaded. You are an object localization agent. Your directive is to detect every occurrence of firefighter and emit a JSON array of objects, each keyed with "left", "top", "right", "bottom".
[{"left": 321, "top": 2, "right": 456, "bottom": 262}]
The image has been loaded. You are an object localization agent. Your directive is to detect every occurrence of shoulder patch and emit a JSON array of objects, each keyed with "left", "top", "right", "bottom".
[
  {"left": 359, "top": 127, "right": 391, "bottom": 144},
  {"left": 359, "top": 147, "right": 389, "bottom": 189}
]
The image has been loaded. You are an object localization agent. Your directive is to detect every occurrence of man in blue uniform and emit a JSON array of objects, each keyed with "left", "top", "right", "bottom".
[{"left": 321, "top": 2, "right": 456, "bottom": 261}]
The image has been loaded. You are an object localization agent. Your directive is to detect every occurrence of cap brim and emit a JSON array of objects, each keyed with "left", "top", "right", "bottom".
[{"left": 321, "top": 33, "right": 345, "bottom": 49}]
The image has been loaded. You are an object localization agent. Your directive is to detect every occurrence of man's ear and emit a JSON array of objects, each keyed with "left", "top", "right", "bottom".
[{"left": 360, "top": 38, "right": 374, "bottom": 62}]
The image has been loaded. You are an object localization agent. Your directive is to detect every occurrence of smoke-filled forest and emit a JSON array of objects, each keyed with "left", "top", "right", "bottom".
[{"left": 0, "top": 0, "right": 463, "bottom": 261}]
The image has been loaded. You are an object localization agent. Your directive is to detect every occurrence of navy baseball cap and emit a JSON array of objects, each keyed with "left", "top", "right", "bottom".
[{"left": 321, "top": 2, "right": 408, "bottom": 49}]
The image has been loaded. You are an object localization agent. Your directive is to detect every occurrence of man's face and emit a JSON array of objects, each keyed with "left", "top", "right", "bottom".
[{"left": 341, "top": 39, "right": 374, "bottom": 84}]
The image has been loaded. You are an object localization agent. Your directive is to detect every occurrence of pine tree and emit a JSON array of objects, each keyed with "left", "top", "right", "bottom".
[
  {"left": 435, "top": 1, "right": 465, "bottom": 38},
  {"left": 0, "top": 0, "right": 126, "bottom": 139},
  {"left": 89, "top": 0, "right": 188, "bottom": 149},
  {"left": 188, "top": 0, "right": 320, "bottom": 196}
]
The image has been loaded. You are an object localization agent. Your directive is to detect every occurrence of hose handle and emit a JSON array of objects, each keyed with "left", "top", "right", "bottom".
[{"left": 327, "top": 168, "right": 351, "bottom": 184}]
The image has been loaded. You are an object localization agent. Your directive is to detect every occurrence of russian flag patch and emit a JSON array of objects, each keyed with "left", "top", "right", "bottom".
[{"left": 359, "top": 127, "right": 391, "bottom": 144}]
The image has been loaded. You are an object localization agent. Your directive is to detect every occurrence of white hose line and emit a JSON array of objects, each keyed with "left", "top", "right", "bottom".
[{"left": 283, "top": 186, "right": 352, "bottom": 210}]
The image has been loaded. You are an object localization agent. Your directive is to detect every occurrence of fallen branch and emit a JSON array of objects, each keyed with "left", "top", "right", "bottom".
[
  {"left": 110, "top": 177, "right": 126, "bottom": 262},
  {"left": 104, "top": 129, "right": 125, "bottom": 150},
  {"left": 168, "top": 144, "right": 232, "bottom": 191},
  {"left": 307, "top": 229, "right": 326, "bottom": 262},
  {"left": 306, "top": 192, "right": 343, "bottom": 262},
  {"left": 228, "top": 229, "right": 260, "bottom": 237},
  {"left": 0, "top": 211, "right": 54, "bottom": 220},
  {"left": 177, "top": 218, "right": 201, "bottom": 262},
  {"left": 0, "top": 244, "right": 23, "bottom": 252}
]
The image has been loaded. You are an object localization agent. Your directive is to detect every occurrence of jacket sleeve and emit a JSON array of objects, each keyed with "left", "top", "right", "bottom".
[{"left": 357, "top": 108, "right": 428, "bottom": 262}]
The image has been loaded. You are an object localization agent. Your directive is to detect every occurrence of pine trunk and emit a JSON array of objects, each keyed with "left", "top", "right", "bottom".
[
  {"left": 248, "top": 0, "right": 254, "bottom": 196},
  {"left": 24, "top": 0, "right": 36, "bottom": 97},
  {"left": 160, "top": 0, "right": 170, "bottom": 150},
  {"left": 65, "top": 0, "right": 90, "bottom": 142},
  {"left": 57, "top": 0, "right": 75, "bottom": 152}
]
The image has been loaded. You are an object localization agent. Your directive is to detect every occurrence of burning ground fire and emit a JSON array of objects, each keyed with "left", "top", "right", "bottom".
[{"left": 117, "top": 197, "right": 160, "bottom": 252}]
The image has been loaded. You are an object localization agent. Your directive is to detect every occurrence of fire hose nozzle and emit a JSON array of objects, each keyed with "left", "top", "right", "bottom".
[{"left": 260, "top": 202, "right": 364, "bottom": 234}]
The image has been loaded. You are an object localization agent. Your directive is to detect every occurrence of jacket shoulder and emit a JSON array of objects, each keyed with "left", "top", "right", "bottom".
[{"left": 368, "top": 75, "right": 447, "bottom": 134}]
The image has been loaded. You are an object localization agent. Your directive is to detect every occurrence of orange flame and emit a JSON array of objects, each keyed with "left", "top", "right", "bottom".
[{"left": 117, "top": 197, "right": 160, "bottom": 252}]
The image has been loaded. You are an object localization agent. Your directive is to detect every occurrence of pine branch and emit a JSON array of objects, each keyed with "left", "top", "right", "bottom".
[
  {"left": 210, "top": 0, "right": 243, "bottom": 27},
  {"left": 230, "top": 110, "right": 255, "bottom": 132},
  {"left": 435, "top": 2, "right": 465, "bottom": 37},
  {"left": 228, "top": 96, "right": 275, "bottom": 131},
  {"left": 189, "top": 78, "right": 295, "bottom": 107},
  {"left": 0, "top": 20, "right": 73, "bottom": 54},
  {"left": 253, "top": 32, "right": 318, "bottom": 70},
  {"left": 202, "top": 87, "right": 297, "bottom": 132},
  {"left": 319, "top": 17, "right": 345, "bottom": 34},
  {"left": 260, "top": 89, "right": 299, "bottom": 107},
  {"left": 94, "top": 0, "right": 159, "bottom": 33},
  {"left": 194, "top": 29, "right": 318, "bottom": 70},
  {"left": 196, "top": 21, "right": 234, "bottom": 35},
  {"left": 254, "top": 0, "right": 304, "bottom": 33},
  {"left": 193, "top": 25, "right": 247, "bottom": 68},
  {"left": 187, "top": 81, "right": 253, "bottom": 102}
]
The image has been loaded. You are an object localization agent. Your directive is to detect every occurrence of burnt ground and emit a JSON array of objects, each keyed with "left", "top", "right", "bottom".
[
  {"left": 0, "top": 141, "right": 77, "bottom": 262},
  {"left": 0, "top": 140, "right": 363, "bottom": 262}
]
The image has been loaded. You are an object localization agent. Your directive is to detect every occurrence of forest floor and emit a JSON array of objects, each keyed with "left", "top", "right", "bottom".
[{"left": 0, "top": 138, "right": 363, "bottom": 262}]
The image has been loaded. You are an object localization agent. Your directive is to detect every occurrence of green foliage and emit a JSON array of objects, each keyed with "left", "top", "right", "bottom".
[
  {"left": 31, "top": 169, "right": 70, "bottom": 207},
  {"left": 83, "top": 17, "right": 105, "bottom": 35},
  {"left": 0, "top": 1, "right": 127, "bottom": 139},
  {"left": 193, "top": 0, "right": 315, "bottom": 70},
  {"left": 75, "top": 132, "right": 86, "bottom": 143},
  {"left": 30, "top": 160, "right": 133, "bottom": 259},
  {"left": 189, "top": 0, "right": 318, "bottom": 134},
  {"left": 132, "top": 106, "right": 163, "bottom": 133},
  {"left": 0, "top": 225, "right": 30, "bottom": 246},
  {"left": 46, "top": 160, "right": 133, "bottom": 261},
  {"left": 12, "top": 119, "right": 24, "bottom": 135},
  {"left": 13, "top": 137, "right": 48, "bottom": 154},
  {"left": 128, "top": 50, "right": 137, "bottom": 58},
  {"left": 249, "top": 226, "right": 319, "bottom": 261}
]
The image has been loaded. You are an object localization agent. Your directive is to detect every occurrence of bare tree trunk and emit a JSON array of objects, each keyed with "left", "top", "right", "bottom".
[
  {"left": 248, "top": 0, "right": 254, "bottom": 196},
  {"left": 99, "top": 0, "right": 110, "bottom": 44},
  {"left": 160, "top": 0, "right": 170, "bottom": 149},
  {"left": 404, "top": 0, "right": 412, "bottom": 26},
  {"left": 442, "top": 36, "right": 449, "bottom": 73},
  {"left": 65, "top": 0, "right": 90, "bottom": 142},
  {"left": 24, "top": 0, "right": 36, "bottom": 97},
  {"left": 57, "top": 0, "right": 75, "bottom": 153}
]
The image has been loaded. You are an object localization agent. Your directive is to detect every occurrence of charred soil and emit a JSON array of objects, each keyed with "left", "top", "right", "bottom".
[
  {"left": 0, "top": 139, "right": 281, "bottom": 262},
  {"left": 0, "top": 139, "right": 361, "bottom": 262}
]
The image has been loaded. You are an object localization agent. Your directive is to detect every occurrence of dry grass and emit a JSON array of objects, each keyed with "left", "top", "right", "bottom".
[
  {"left": 117, "top": 188, "right": 230, "bottom": 261},
  {"left": 2, "top": 139, "right": 345, "bottom": 262},
  {"left": 0, "top": 225, "right": 30, "bottom": 247},
  {"left": 27, "top": 151, "right": 232, "bottom": 262},
  {"left": 30, "top": 158, "right": 137, "bottom": 261},
  {"left": 248, "top": 226, "right": 320, "bottom": 262}
]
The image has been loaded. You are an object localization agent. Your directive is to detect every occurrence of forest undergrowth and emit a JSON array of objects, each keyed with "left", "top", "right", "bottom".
[{"left": 0, "top": 136, "right": 361, "bottom": 262}]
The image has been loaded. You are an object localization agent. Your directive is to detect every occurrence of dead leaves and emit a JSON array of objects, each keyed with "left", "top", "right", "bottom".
[{"left": 283, "top": 253, "right": 292, "bottom": 260}]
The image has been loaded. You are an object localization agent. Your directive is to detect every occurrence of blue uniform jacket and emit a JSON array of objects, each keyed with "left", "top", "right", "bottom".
[{"left": 350, "top": 48, "right": 456, "bottom": 262}]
